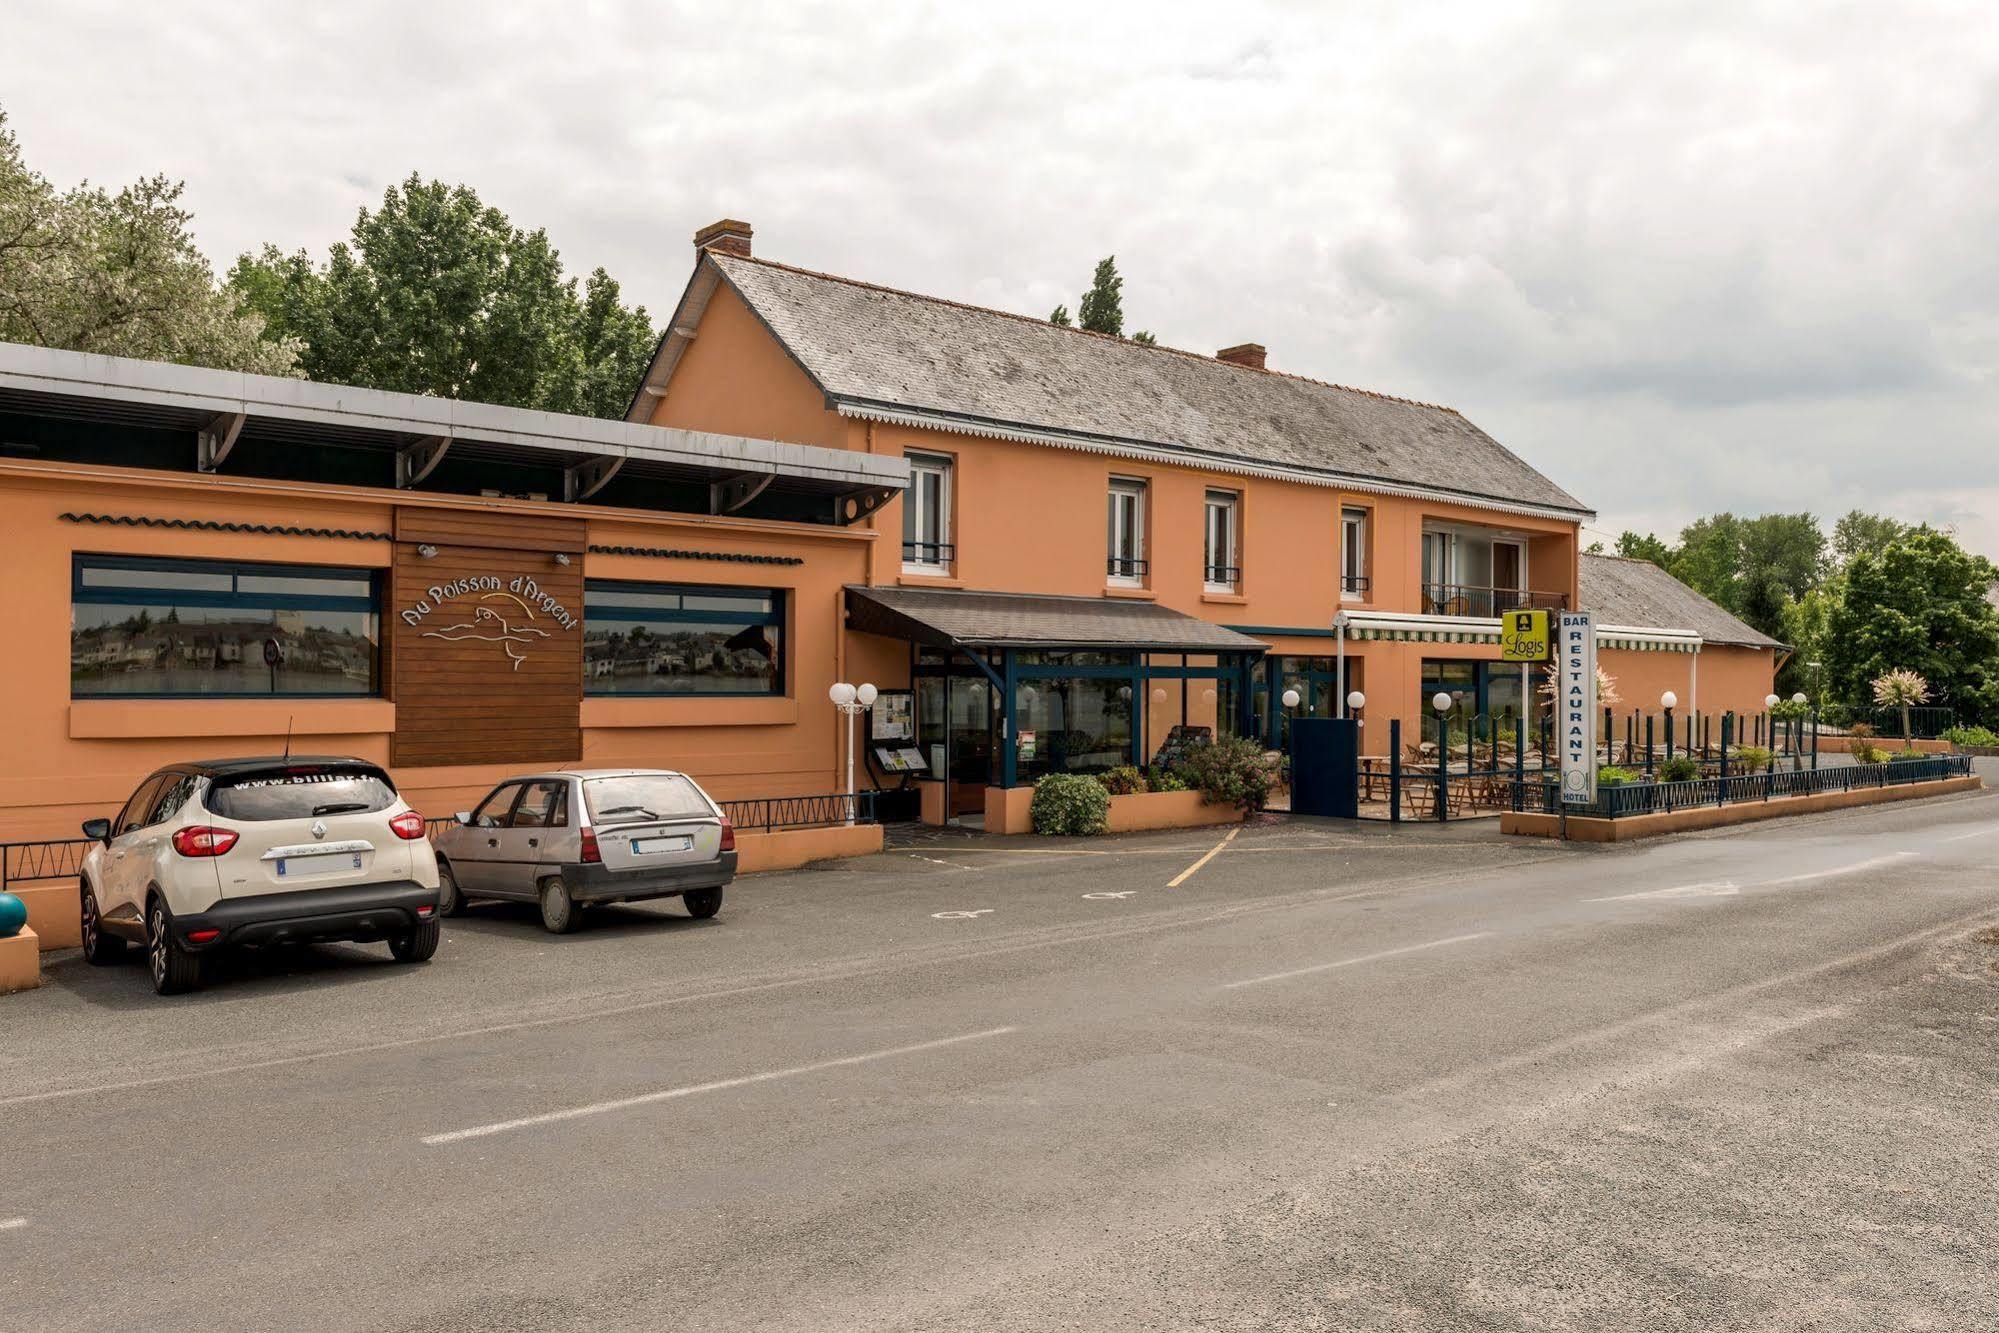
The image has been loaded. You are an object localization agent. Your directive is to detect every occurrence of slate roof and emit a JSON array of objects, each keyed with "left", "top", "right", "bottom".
[
  {"left": 707, "top": 254, "right": 1591, "bottom": 519},
  {"left": 845, "top": 585, "right": 1267, "bottom": 654},
  {"left": 1579, "top": 554, "right": 1785, "bottom": 650}
]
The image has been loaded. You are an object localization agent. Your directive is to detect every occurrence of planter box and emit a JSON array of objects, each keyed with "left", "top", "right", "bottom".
[
  {"left": 1, "top": 925, "right": 41, "bottom": 994},
  {"left": 1501, "top": 773, "right": 1982, "bottom": 842},
  {"left": 1105, "top": 789, "right": 1243, "bottom": 833}
]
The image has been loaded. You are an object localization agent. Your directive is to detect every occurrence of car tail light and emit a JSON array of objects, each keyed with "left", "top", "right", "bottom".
[
  {"left": 187, "top": 928, "right": 222, "bottom": 944},
  {"left": 718, "top": 817, "right": 736, "bottom": 852},
  {"left": 416, "top": 904, "right": 435, "bottom": 919},
  {"left": 580, "top": 827, "right": 602, "bottom": 863},
  {"left": 171, "top": 826, "right": 239, "bottom": 857},
  {"left": 389, "top": 810, "right": 427, "bottom": 840}
]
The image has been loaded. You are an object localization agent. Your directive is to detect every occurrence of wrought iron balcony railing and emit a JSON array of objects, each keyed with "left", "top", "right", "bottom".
[
  {"left": 1107, "top": 556, "right": 1149, "bottom": 580},
  {"left": 903, "top": 540, "right": 955, "bottom": 567},
  {"left": 1341, "top": 573, "right": 1371, "bottom": 598},
  {"left": 1203, "top": 563, "right": 1241, "bottom": 588},
  {"left": 1421, "top": 584, "right": 1569, "bottom": 617}
]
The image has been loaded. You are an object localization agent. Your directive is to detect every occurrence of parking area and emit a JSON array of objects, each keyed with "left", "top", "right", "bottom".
[{"left": 5, "top": 779, "right": 1999, "bottom": 1331}]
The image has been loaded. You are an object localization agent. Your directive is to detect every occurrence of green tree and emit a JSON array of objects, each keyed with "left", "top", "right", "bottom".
[
  {"left": 0, "top": 108, "right": 298, "bottom": 375},
  {"left": 1734, "top": 513, "right": 1826, "bottom": 640},
  {"left": 1077, "top": 255, "right": 1125, "bottom": 336},
  {"left": 229, "top": 175, "right": 653, "bottom": 418},
  {"left": 1048, "top": 303, "right": 1071, "bottom": 327},
  {"left": 1830, "top": 510, "right": 1912, "bottom": 565},
  {"left": 1613, "top": 531, "right": 1675, "bottom": 566},
  {"left": 1131, "top": 330, "right": 1157, "bottom": 346},
  {"left": 1821, "top": 529, "right": 1999, "bottom": 726}
]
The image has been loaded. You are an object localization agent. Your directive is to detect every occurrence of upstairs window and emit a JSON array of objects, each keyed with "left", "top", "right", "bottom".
[
  {"left": 71, "top": 555, "right": 380, "bottom": 698},
  {"left": 1204, "top": 490, "right": 1240, "bottom": 591},
  {"left": 1341, "top": 508, "right": 1370, "bottom": 599},
  {"left": 903, "top": 452, "right": 953, "bottom": 572},
  {"left": 1107, "top": 478, "right": 1148, "bottom": 584}
]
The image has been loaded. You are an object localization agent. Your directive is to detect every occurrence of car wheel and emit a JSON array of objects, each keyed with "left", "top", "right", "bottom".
[
  {"left": 389, "top": 917, "right": 441, "bottom": 963},
  {"left": 146, "top": 898, "right": 206, "bottom": 996},
  {"left": 683, "top": 887, "right": 724, "bottom": 920},
  {"left": 436, "top": 862, "right": 465, "bottom": 918},
  {"left": 539, "top": 875, "right": 582, "bottom": 934},
  {"left": 80, "top": 880, "right": 128, "bottom": 965}
]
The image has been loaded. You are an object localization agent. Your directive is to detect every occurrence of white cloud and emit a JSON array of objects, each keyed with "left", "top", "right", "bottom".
[{"left": 4, "top": 0, "right": 1996, "bottom": 555}]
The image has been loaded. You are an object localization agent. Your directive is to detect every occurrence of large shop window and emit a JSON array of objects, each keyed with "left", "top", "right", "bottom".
[
  {"left": 583, "top": 581, "right": 784, "bottom": 696},
  {"left": 71, "top": 556, "right": 380, "bottom": 698}
]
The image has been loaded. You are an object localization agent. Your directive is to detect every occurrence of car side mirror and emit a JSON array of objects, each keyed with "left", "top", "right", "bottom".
[
  {"left": 454, "top": 811, "right": 473, "bottom": 826},
  {"left": 82, "top": 817, "right": 112, "bottom": 843}
]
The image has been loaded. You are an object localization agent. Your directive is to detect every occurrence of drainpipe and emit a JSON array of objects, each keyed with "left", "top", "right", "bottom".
[{"left": 1334, "top": 612, "right": 1348, "bottom": 717}]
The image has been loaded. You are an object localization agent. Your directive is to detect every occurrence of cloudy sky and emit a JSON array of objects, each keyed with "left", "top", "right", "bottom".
[{"left": 6, "top": 2, "right": 1996, "bottom": 554}]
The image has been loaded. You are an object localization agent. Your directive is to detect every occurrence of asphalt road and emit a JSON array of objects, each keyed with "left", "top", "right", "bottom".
[{"left": 4, "top": 774, "right": 1999, "bottom": 1332}]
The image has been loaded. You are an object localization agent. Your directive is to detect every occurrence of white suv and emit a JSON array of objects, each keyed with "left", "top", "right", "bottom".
[{"left": 77, "top": 756, "right": 442, "bottom": 994}]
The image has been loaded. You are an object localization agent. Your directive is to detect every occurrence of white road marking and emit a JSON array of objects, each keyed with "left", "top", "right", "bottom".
[
  {"left": 1942, "top": 825, "right": 1999, "bottom": 843},
  {"left": 1588, "top": 852, "right": 1920, "bottom": 903},
  {"left": 0, "top": 1218, "right": 26, "bottom": 1231},
  {"left": 1083, "top": 891, "right": 1138, "bottom": 900},
  {"left": 908, "top": 854, "right": 976, "bottom": 870},
  {"left": 1589, "top": 882, "right": 1740, "bottom": 902},
  {"left": 1218, "top": 932, "right": 1493, "bottom": 991},
  {"left": 930, "top": 909, "right": 994, "bottom": 920},
  {"left": 422, "top": 1026, "right": 1017, "bottom": 1146},
  {"left": 1167, "top": 827, "right": 1240, "bottom": 888}
]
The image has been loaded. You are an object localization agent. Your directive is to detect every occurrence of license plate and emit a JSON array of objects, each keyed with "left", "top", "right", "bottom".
[
  {"left": 632, "top": 836, "right": 694, "bottom": 855},
  {"left": 277, "top": 851, "right": 363, "bottom": 877}
]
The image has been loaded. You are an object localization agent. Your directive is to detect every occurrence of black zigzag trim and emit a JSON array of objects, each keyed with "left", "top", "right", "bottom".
[
  {"left": 60, "top": 512, "right": 392, "bottom": 541},
  {"left": 587, "top": 543, "right": 803, "bottom": 566}
]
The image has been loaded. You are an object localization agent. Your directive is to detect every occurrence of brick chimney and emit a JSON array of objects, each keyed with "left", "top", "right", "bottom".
[
  {"left": 1217, "top": 343, "right": 1267, "bottom": 370},
  {"left": 694, "top": 218, "right": 753, "bottom": 259}
]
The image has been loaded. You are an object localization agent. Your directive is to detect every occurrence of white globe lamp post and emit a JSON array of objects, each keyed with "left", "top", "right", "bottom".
[{"left": 829, "top": 681, "right": 875, "bottom": 824}]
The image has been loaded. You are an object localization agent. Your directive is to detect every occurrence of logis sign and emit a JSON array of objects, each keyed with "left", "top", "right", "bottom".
[
  {"left": 1557, "top": 611, "right": 1597, "bottom": 804},
  {"left": 401, "top": 575, "right": 578, "bottom": 672}
]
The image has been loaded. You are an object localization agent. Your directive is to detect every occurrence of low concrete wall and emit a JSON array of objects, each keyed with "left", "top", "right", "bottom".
[
  {"left": 985, "top": 785, "right": 1035, "bottom": 836},
  {"left": 1501, "top": 774, "right": 1983, "bottom": 842},
  {"left": 1105, "top": 789, "right": 1243, "bottom": 833},
  {"left": 734, "top": 822, "right": 883, "bottom": 873},
  {"left": 1, "top": 925, "right": 42, "bottom": 993},
  {"left": 17, "top": 882, "right": 80, "bottom": 952}
]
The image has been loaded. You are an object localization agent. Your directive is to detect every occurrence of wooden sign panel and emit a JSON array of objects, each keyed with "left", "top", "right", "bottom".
[{"left": 389, "top": 509, "right": 586, "bottom": 769}]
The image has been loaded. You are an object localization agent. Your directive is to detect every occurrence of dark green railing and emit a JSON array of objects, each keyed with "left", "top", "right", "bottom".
[{"left": 1512, "top": 754, "right": 1972, "bottom": 818}]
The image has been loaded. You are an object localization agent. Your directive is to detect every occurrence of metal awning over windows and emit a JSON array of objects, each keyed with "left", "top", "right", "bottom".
[
  {"left": 844, "top": 585, "right": 1268, "bottom": 655},
  {"left": 0, "top": 342, "right": 904, "bottom": 526}
]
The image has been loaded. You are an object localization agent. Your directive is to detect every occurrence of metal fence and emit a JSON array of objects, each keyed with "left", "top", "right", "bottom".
[
  {"left": 1, "top": 838, "right": 92, "bottom": 894},
  {"left": 7, "top": 793, "right": 880, "bottom": 893},
  {"left": 1510, "top": 754, "right": 1972, "bottom": 818},
  {"left": 719, "top": 791, "right": 877, "bottom": 832}
]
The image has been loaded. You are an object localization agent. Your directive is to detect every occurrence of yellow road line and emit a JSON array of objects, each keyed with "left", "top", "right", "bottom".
[{"left": 1167, "top": 826, "right": 1241, "bottom": 887}]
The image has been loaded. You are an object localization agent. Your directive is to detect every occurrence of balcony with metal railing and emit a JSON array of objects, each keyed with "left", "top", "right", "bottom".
[{"left": 1420, "top": 583, "right": 1569, "bottom": 618}]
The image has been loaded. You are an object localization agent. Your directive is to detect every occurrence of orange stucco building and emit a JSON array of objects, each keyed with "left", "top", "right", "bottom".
[
  {"left": 0, "top": 218, "right": 1780, "bottom": 858},
  {"left": 632, "top": 221, "right": 1780, "bottom": 802}
]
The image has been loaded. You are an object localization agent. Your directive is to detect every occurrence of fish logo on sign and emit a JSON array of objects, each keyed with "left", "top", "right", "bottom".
[{"left": 419, "top": 593, "right": 552, "bottom": 672}]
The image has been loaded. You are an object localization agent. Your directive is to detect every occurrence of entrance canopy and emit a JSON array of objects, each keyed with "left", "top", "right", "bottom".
[{"left": 844, "top": 585, "right": 1267, "bottom": 655}]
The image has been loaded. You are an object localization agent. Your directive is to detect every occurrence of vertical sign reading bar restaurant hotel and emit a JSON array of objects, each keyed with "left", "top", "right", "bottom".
[{"left": 1557, "top": 611, "right": 1597, "bottom": 805}]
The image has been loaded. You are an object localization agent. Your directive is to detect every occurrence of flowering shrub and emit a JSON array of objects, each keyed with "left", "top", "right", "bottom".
[{"left": 1173, "top": 736, "right": 1273, "bottom": 811}]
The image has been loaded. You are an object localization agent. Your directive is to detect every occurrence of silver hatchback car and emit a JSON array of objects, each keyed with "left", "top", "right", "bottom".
[{"left": 432, "top": 769, "right": 736, "bottom": 933}]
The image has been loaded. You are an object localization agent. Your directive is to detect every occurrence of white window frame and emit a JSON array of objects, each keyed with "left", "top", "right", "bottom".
[
  {"left": 1341, "top": 507, "right": 1369, "bottom": 601},
  {"left": 1204, "top": 490, "right": 1240, "bottom": 593},
  {"left": 902, "top": 452, "right": 953, "bottom": 574},
  {"left": 1107, "top": 478, "right": 1147, "bottom": 586}
]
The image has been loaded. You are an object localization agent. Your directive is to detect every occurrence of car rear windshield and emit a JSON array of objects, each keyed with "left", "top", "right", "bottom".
[
  {"left": 583, "top": 774, "right": 714, "bottom": 827},
  {"left": 205, "top": 766, "right": 399, "bottom": 822}
]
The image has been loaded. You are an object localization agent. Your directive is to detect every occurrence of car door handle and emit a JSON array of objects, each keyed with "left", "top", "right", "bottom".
[
  {"left": 487, "top": 838, "right": 499, "bottom": 848},
  {"left": 527, "top": 837, "right": 539, "bottom": 848}
]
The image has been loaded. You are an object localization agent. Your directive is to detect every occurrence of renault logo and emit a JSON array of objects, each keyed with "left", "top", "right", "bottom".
[{"left": 311, "top": 820, "right": 327, "bottom": 839}]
